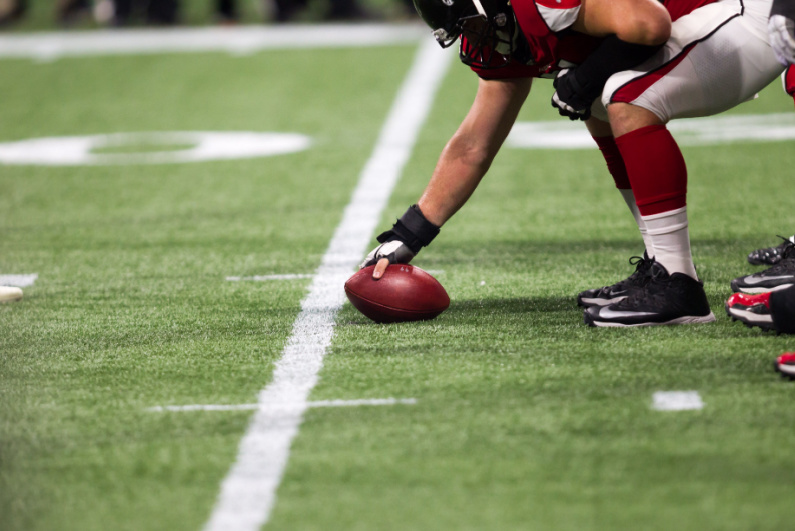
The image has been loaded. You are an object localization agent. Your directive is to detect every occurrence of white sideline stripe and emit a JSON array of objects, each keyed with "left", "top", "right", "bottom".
[
  {"left": 0, "top": 274, "right": 38, "bottom": 287},
  {"left": 148, "top": 398, "right": 417, "bottom": 412},
  {"left": 226, "top": 274, "right": 314, "bottom": 281},
  {"left": 203, "top": 40, "right": 453, "bottom": 531},
  {"left": 0, "top": 24, "right": 427, "bottom": 61},
  {"left": 652, "top": 391, "right": 704, "bottom": 411},
  {"left": 225, "top": 271, "right": 443, "bottom": 281}
]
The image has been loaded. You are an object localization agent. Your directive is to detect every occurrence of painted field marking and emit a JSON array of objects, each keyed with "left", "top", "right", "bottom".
[
  {"left": 226, "top": 274, "right": 314, "bottom": 282},
  {"left": 225, "top": 270, "right": 444, "bottom": 282},
  {"left": 507, "top": 113, "right": 795, "bottom": 150},
  {"left": 0, "top": 131, "right": 311, "bottom": 166},
  {"left": 0, "top": 274, "right": 38, "bottom": 287},
  {"left": 147, "top": 398, "right": 417, "bottom": 413},
  {"left": 0, "top": 24, "right": 427, "bottom": 61},
  {"left": 203, "top": 39, "right": 453, "bottom": 531},
  {"left": 652, "top": 391, "right": 704, "bottom": 411}
]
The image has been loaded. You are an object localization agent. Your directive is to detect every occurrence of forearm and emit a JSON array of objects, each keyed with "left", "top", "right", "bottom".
[
  {"left": 417, "top": 137, "right": 494, "bottom": 226},
  {"left": 418, "top": 77, "right": 531, "bottom": 227}
]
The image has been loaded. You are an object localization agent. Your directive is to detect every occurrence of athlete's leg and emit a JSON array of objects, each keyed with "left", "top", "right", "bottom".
[
  {"left": 608, "top": 104, "right": 697, "bottom": 278},
  {"left": 604, "top": 0, "right": 784, "bottom": 281},
  {"left": 585, "top": 117, "right": 654, "bottom": 257},
  {"left": 584, "top": 0, "right": 783, "bottom": 326}
]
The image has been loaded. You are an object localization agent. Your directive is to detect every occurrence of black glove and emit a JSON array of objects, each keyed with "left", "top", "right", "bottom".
[
  {"left": 359, "top": 205, "right": 440, "bottom": 269},
  {"left": 550, "top": 35, "right": 664, "bottom": 121},
  {"left": 551, "top": 68, "right": 596, "bottom": 121}
]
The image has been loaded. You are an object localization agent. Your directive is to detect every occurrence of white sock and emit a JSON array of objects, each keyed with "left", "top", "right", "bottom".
[
  {"left": 641, "top": 206, "right": 698, "bottom": 279},
  {"left": 618, "top": 188, "right": 654, "bottom": 258}
]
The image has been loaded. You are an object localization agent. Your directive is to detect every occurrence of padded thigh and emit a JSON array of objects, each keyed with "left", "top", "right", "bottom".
[{"left": 592, "top": 0, "right": 785, "bottom": 123}]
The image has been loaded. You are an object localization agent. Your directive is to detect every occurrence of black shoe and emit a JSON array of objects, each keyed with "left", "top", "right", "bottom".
[
  {"left": 577, "top": 253, "right": 654, "bottom": 308},
  {"left": 584, "top": 262, "right": 716, "bottom": 327},
  {"left": 747, "top": 235, "right": 795, "bottom": 266},
  {"left": 732, "top": 239, "right": 795, "bottom": 294}
]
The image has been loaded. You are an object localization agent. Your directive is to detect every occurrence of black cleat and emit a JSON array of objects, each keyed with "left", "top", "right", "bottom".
[
  {"left": 584, "top": 262, "right": 715, "bottom": 327},
  {"left": 732, "top": 239, "right": 795, "bottom": 294},
  {"left": 747, "top": 235, "right": 795, "bottom": 266},
  {"left": 577, "top": 253, "right": 654, "bottom": 308}
]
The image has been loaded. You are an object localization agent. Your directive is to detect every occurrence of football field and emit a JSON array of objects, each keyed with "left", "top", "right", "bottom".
[{"left": 2, "top": 24, "right": 795, "bottom": 531}]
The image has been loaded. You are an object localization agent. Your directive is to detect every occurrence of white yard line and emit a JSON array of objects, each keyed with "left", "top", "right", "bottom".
[
  {"left": 203, "top": 39, "right": 453, "bottom": 531},
  {"left": 0, "top": 24, "right": 427, "bottom": 61},
  {"left": 652, "top": 391, "right": 705, "bottom": 411},
  {"left": 226, "top": 274, "right": 314, "bottom": 281},
  {"left": 148, "top": 398, "right": 417, "bottom": 412},
  {"left": 0, "top": 274, "right": 38, "bottom": 287}
]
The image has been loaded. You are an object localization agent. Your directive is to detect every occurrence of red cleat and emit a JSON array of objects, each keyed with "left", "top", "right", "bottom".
[
  {"left": 725, "top": 292, "right": 775, "bottom": 331},
  {"left": 774, "top": 353, "right": 795, "bottom": 379}
]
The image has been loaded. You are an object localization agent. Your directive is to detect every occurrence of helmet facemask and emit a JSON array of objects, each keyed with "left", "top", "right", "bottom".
[
  {"left": 458, "top": 5, "right": 515, "bottom": 69},
  {"left": 417, "top": 0, "right": 516, "bottom": 69}
]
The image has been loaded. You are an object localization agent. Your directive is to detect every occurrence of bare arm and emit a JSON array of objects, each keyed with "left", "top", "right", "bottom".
[
  {"left": 367, "top": 76, "right": 531, "bottom": 278},
  {"left": 572, "top": 0, "right": 671, "bottom": 45},
  {"left": 418, "top": 76, "right": 532, "bottom": 226}
]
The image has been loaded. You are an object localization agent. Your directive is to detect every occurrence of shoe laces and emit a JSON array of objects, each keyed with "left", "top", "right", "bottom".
[
  {"left": 615, "top": 263, "right": 670, "bottom": 309},
  {"left": 763, "top": 239, "right": 795, "bottom": 274},
  {"left": 626, "top": 254, "right": 654, "bottom": 283},
  {"left": 777, "top": 235, "right": 795, "bottom": 260}
]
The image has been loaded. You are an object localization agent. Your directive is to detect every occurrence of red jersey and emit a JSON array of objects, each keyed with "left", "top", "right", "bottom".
[{"left": 471, "top": 0, "right": 718, "bottom": 80}]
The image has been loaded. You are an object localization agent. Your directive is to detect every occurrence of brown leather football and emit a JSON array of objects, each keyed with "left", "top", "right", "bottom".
[{"left": 344, "top": 264, "right": 450, "bottom": 323}]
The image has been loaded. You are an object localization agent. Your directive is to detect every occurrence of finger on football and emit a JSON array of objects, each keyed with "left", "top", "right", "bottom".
[{"left": 373, "top": 257, "right": 390, "bottom": 280}]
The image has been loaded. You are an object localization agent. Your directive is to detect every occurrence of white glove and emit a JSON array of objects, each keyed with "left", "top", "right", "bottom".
[
  {"left": 359, "top": 240, "right": 416, "bottom": 269},
  {"left": 769, "top": 14, "right": 795, "bottom": 66}
]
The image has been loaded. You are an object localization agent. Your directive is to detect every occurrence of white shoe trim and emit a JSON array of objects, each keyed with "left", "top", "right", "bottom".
[
  {"left": 727, "top": 308, "right": 773, "bottom": 324},
  {"left": 590, "top": 312, "right": 716, "bottom": 328}
]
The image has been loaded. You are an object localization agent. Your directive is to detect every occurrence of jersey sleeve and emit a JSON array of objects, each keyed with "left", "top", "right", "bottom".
[{"left": 533, "top": 0, "right": 582, "bottom": 32}]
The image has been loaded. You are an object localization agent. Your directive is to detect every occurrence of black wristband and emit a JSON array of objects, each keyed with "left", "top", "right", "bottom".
[
  {"left": 376, "top": 205, "right": 440, "bottom": 253},
  {"left": 574, "top": 35, "right": 664, "bottom": 101}
]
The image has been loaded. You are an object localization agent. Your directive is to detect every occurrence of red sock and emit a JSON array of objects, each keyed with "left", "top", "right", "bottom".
[
  {"left": 593, "top": 135, "right": 631, "bottom": 189},
  {"left": 615, "top": 125, "right": 687, "bottom": 216},
  {"left": 786, "top": 65, "right": 795, "bottom": 110}
]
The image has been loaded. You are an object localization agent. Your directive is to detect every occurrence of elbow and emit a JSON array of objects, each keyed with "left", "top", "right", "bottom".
[
  {"left": 620, "top": 11, "right": 671, "bottom": 46},
  {"left": 637, "top": 11, "right": 671, "bottom": 46},
  {"left": 642, "top": 17, "right": 671, "bottom": 46}
]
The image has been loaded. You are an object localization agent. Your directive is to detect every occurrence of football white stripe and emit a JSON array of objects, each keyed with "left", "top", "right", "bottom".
[
  {"left": 148, "top": 398, "right": 417, "bottom": 412},
  {"left": 0, "top": 24, "right": 427, "bottom": 61},
  {"left": 652, "top": 391, "right": 704, "bottom": 411},
  {"left": 202, "top": 39, "right": 453, "bottom": 531}
]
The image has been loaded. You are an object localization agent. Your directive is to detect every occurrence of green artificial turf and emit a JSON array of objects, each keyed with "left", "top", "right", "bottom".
[{"left": 2, "top": 36, "right": 795, "bottom": 531}]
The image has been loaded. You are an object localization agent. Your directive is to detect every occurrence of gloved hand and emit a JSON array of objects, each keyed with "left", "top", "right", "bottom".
[
  {"left": 359, "top": 205, "right": 440, "bottom": 279},
  {"left": 769, "top": 14, "right": 795, "bottom": 66},
  {"left": 360, "top": 240, "right": 416, "bottom": 269},
  {"left": 551, "top": 68, "right": 595, "bottom": 121}
]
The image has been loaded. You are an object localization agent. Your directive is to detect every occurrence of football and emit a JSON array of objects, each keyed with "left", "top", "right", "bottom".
[{"left": 344, "top": 264, "right": 450, "bottom": 323}]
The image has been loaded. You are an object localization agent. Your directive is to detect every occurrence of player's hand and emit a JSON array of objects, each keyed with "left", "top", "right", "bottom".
[
  {"left": 359, "top": 240, "right": 416, "bottom": 279},
  {"left": 551, "top": 68, "right": 593, "bottom": 121},
  {"left": 358, "top": 204, "right": 440, "bottom": 280},
  {"left": 769, "top": 14, "right": 795, "bottom": 66}
]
